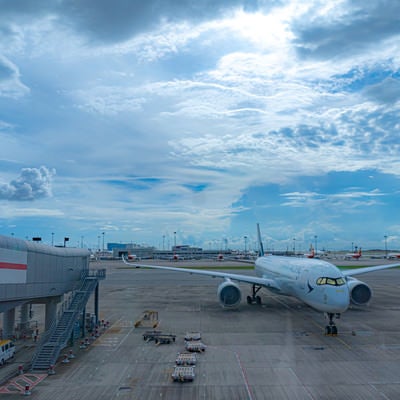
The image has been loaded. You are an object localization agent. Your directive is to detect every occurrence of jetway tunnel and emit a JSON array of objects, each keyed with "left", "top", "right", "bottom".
[{"left": 0, "top": 235, "right": 105, "bottom": 340}]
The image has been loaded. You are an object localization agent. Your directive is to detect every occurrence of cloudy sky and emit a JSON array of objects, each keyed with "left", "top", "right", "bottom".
[{"left": 1, "top": 0, "right": 400, "bottom": 252}]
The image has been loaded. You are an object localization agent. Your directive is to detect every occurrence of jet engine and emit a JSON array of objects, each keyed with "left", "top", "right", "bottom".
[
  {"left": 217, "top": 279, "right": 241, "bottom": 308},
  {"left": 347, "top": 278, "right": 372, "bottom": 305}
]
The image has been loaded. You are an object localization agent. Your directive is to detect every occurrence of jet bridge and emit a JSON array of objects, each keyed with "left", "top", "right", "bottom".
[{"left": 0, "top": 235, "right": 105, "bottom": 341}]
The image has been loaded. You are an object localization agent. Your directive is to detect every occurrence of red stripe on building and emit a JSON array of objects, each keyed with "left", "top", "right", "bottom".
[{"left": 0, "top": 262, "right": 27, "bottom": 271}]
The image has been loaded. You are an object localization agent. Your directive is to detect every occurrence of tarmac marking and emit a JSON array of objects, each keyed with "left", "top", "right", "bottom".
[
  {"left": 0, "top": 373, "right": 47, "bottom": 394},
  {"left": 310, "top": 319, "right": 352, "bottom": 349},
  {"left": 234, "top": 351, "right": 254, "bottom": 400}
]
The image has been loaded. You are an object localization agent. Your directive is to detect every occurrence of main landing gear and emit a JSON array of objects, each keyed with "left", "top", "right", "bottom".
[
  {"left": 247, "top": 284, "right": 262, "bottom": 305},
  {"left": 324, "top": 313, "right": 340, "bottom": 336}
]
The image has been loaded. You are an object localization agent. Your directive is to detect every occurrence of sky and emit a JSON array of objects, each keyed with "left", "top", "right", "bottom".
[{"left": 0, "top": 0, "right": 400, "bottom": 252}]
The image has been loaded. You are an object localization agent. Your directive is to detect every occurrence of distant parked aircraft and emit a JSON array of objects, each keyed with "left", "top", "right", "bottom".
[
  {"left": 388, "top": 252, "right": 400, "bottom": 259},
  {"left": 344, "top": 248, "right": 362, "bottom": 260},
  {"left": 303, "top": 245, "right": 315, "bottom": 258}
]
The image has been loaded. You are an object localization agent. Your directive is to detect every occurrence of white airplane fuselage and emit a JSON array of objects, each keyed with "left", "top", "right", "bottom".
[{"left": 254, "top": 255, "right": 350, "bottom": 313}]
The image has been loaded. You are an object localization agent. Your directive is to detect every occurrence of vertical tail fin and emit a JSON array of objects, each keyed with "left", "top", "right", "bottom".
[{"left": 256, "top": 223, "right": 265, "bottom": 257}]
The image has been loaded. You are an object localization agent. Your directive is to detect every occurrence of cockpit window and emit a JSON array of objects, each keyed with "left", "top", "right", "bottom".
[{"left": 316, "top": 277, "right": 345, "bottom": 286}]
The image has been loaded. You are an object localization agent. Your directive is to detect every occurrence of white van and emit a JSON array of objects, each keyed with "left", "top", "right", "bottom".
[{"left": 0, "top": 340, "right": 15, "bottom": 365}]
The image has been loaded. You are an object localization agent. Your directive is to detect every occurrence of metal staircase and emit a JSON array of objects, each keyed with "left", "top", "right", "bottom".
[{"left": 31, "top": 269, "right": 105, "bottom": 371}]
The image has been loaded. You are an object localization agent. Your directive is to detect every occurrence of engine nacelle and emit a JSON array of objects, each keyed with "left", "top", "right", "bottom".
[
  {"left": 347, "top": 278, "right": 372, "bottom": 305},
  {"left": 217, "top": 279, "right": 241, "bottom": 308}
]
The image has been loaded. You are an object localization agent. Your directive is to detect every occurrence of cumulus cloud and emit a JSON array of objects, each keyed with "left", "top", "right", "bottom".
[{"left": 0, "top": 166, "right": 56, "bottom": 201}]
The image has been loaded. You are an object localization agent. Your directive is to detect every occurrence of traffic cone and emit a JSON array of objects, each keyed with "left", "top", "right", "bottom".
[{"left": 24, "top": 384, "right": 31, "bottom": 396}]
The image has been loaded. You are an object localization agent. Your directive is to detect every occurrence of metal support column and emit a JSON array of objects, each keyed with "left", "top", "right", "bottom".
[
  {"left": 3, "top": 308, "right": 16, "bottom": 339},
  {"left": 44, "top": 297, "right": 61, "bottom": 331},
  {"left": 94, "top": 283, "right": 99, "bottom": 325}
]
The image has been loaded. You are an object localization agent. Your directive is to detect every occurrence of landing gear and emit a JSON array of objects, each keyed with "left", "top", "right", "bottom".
[
  {"left": 324, "top": 313, "right": 339, "bottom": 336},
  {"left": 247, "top": 285, "right": 262, "bottom": 305}
]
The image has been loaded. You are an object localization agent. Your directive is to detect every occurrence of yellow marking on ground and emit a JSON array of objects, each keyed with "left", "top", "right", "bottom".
[{"left": 310, "top": 319, "right": 352, "bottom": 349}]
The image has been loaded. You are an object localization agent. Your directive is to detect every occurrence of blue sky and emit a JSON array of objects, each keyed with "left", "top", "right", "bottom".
[{"left": 1, "top": 0, "right": 400, "bottom": 252}]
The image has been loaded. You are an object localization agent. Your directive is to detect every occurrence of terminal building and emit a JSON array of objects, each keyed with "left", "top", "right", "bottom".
[{"left": 108, "top": 242, "right": 229, "bottom": 260}]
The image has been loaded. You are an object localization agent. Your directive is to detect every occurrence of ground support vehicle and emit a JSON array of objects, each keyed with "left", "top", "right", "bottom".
[
  {"left": 171, "top": 366, "right": 195, "bottom": 382},
  {"left": 0, "top": 340, "right": 15, "bottom": 366},
  {"left": 185, "top": 340, "right": 206, "bottom": 352},
  {"left": 175, "top": 352, "right": 197, "bottom": 365},
  {"left": 142, "top": 330, "right": 163, "bottom": 342},
  {"left": 184, "top": 332, "right": 201, "bottom": 341},
  {"left": 155, "top": 334, "right": 176, "bottom": 345}
]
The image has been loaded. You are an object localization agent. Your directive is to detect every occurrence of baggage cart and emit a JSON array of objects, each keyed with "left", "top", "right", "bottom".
[
  {"left": 184, "top": 332, "right": 201, "bottom": 341},
  {"left": 175, "top": 352, "right": 197, "bottom": 365},
  {"left": 171, "top": 366, "right": 195, "bottom": 382},
  {"left": 185, "top": 340, "right": 206, "bottom": 352},
  {"left": 155, "top": 334, "right": 176, "bottom": 345}
]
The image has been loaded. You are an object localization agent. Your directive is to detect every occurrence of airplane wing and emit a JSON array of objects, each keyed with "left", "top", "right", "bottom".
[
  {"left": 342, "top": 262, "right": 400, "bottom": 277},
  {"left": 122, "top": 257, "right": 280, "bottom": 291}
]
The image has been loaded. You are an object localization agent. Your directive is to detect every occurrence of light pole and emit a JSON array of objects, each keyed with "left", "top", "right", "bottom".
[
  {"left": 51, "top": 232, "right": 54, "bottom": 246},
  {"left": 314, "top": 235, "right": 317, "bottom": 254},
  {"left": 384, "top": 235, "right": 388, "bottom": 258},
  {"left": 173, "top": 231, "right": 176, "bottom": 249},
  {"left": 102, "top": 232, "right": 105, "bottom": 252},
  {"left": 162, "top": 235, "right": 165, "bottom": 251},
  {"left": 244, "top": 236, "right": 248, "bottom": 254},
  {"left": 293, "top": 238, "right": 296, "bottom": 255}
]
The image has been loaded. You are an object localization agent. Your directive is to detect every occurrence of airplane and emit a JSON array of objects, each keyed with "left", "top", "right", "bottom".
[
  {"left": 127, "top": 253, "right": 139, "bottom": 261},
  {"left": 388, "top": 252, "right": 400, "bottom": 259},
  {"left": 122, "top": 224, "right": 400, "bottom": 336},
  {"left": 303, "top": 245, "right": 315, "bottom": 258},
  {"left": 344, "top": 248, "right": 362, "bottom": 260}
]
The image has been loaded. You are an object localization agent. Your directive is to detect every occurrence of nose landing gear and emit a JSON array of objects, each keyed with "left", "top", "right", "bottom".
[{"left": 324, "top": 313, "right": 340, "bottom": 336}]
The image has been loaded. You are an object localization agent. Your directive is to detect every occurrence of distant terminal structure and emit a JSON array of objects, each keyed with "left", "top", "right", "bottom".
[
  {"left": 0, "top": 235, "right": 105, "bottom": 371},
  {"left": 108, "top": 242, "right": 234, "bottom": 260}
]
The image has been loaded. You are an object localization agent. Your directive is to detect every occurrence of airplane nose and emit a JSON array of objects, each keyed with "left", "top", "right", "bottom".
[{"left": 333, "top": 287, "right": 350, "bottom": 312}]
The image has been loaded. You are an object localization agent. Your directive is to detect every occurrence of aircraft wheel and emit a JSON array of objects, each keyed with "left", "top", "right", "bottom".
[
  {"left": 324, "top": 326, "right": 331, "bottom": 336},
  {"left": 256, "top": 296, "right": 262, "bottom": 305},
  {"left": 331, "top": 326, "right": 338, "bottom": 336},
  {"left": 246, "top": 296, "right": 252, "bottom": 304}
]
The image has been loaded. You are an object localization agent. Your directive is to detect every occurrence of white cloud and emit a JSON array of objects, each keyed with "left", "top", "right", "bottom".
[
  {"left": 0, "top": 0, "right": 399, "bottom": 247},
  {"left": 0, "top": 55, "right": 29, "bottom": 98},
  {"left": 0, "top": 166, "right": 56, "bottom": 201}
]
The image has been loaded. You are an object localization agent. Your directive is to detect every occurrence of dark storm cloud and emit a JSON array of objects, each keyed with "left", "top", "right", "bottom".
[
  {"left": 0, "top": 0, "right": 269, "bottom": 44},
  {"left": 0, "top": 166, "right": 56, "bottom": 201},
  {"left": 293, "top": 0, "right": 400, "bottom": 59}
]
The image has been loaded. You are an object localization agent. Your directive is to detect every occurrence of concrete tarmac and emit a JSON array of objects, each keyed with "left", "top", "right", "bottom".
[{"left": 1, "top": 259, "right": 400, "bottom": 399}]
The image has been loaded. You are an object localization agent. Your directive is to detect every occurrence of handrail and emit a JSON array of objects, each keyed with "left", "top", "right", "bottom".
[{"left": 31, "top": 271, "right": 105, "bottom": 370}]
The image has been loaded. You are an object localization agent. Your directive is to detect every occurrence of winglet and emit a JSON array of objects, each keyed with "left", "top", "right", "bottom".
[{"left": 257, "top": 223, "right": 265, "bottom": 257}]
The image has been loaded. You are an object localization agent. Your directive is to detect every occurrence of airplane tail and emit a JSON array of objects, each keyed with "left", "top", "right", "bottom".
[{"left": 256, "top": 223, "right": 265, "bottom": 257}]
